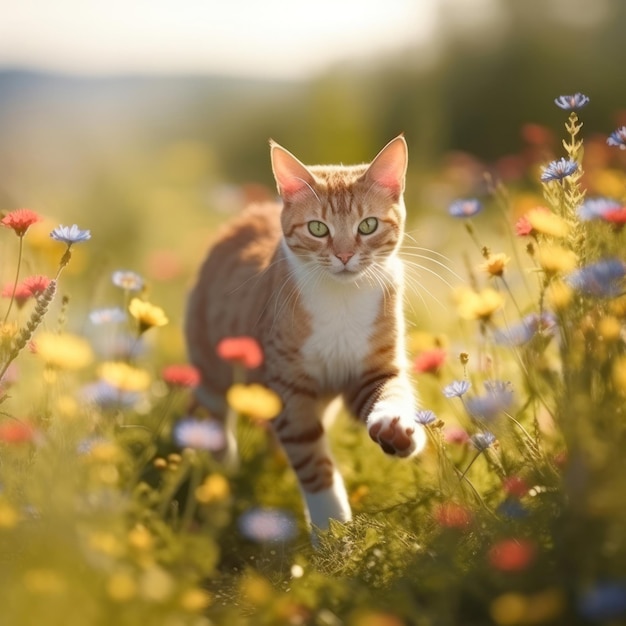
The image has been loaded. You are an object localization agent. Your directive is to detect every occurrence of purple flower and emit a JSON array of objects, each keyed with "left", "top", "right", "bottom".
[
  {"left": 81, "top": 381, "right": 140, "bottom": 409},
  {"left": 470, "top": 431, "right": 496, "bottom": 451},
  {"left": 238, "top": 507, "right": 297, "bottom": 543},
  {"left": 578, "top": 197, "right": 622, "bottom": 221},
  {"left": 50, "top": 224, "right": 91, "bottom": 245},
  {"left": 566, "top": 259, "right": 626, "bottom": 297},
  {"left": 579, "top": 581, "right": 626, "bottom": 621},
  {"left": 540, "top": 158, "right": 578, "bottom": 182},
  {"left": 415, "top": 409, "right": 438, "bottom": 425},
  {"left": 554, "top": 93, "right": 589, "bottom": 111},
  {"left": 443, "top": 380, "right": 471, "bottom": 398},
  {"left": 607, "top": 126, "right": 626, "bottom": 150},
  {"left": 466, "top": 381, "right": 513, "bottom": 421},
  {"left": 448, "top": 199, "right": 483, "bottom": 218},
  {"left": 497, "top": 500, "right": 529, "bottom": 519},
  {"left": 173, "top": 417, "right": 226, "bottom": 452},
  {"left": 492, "top": 313, "right": 556, "bottom": 347}
]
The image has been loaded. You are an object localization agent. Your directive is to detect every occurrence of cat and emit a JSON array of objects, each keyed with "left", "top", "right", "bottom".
[{"left": 185, "top": 135, "right": 426, "bottom": 533}]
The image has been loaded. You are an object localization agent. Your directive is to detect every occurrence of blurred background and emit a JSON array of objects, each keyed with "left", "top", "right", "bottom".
[{"left": 1, "top": 0, "right": 625, "bottom": 340}]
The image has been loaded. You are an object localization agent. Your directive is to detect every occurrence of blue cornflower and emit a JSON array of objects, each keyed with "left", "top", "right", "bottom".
[
  {"left": 470, "top": 431, "right": 496, "bottom": 452},
  {"left": 415, "top": 409, "right": 438, "bottom": 425},
  {"left": 492, "top": 313, "right": 555, "bottom": 347},
  {"left": 111, "top": 270, "right": 144, "bottom": 292},
  {"left": 81, "top": 381, "right": 140, "bottom": 409},
  {"left": 466, "top": 381, "right": 513, "bottom": 421},
  {"left": 50, "top": 224, "right": 91, "bottom": 245},
  {"left": 607, "top": 126, "right": 626, "bottom": 150},
  {"left": 497, "top": 500, "right": 529, "bottom": 519},
  {"left": 89, "top": 307, "right": 127, "bottom": 325},
  {"left": 448, "top": 199, "right": 483, "bottom": 218},
  {"left": 443, "top": 380, "right": 471, "bottom": 398},
  {"left": 578, "top": 197, "right": 622, "bottom": 221},
  {"left": 554, "top": 93, "right": 589, "bottom": 111},
  {"left": 566, "top": 259, "right": 626, "bottom": 297},
  {"left": 540, "top": 158, "right": 578, "bottom": 182},
  {"left": 578, "top": 581, "right": 626, "bottom": 622},
  {"left": 237, "top": 507, "right": 297, "bottom": 543},
  {"left": 173, "top": 417, "right": 226, "bottom": 452}
]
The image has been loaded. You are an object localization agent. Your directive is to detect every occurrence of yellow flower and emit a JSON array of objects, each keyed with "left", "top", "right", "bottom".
[
  {"left": 526, "top": 209, "right": 570, "bottom": 238},
  {"left": 180, "top": 588, "right": 212, "bottom": 612},
  {"left": 598, "top": 316, "right": 622, "bottom": 342},
  {"left": 128, "top": 524, "right": 154, "bottom": 552},
  {"left": 195, "top": 473, "right": 230, "bottom": 504},
  {"left": 455, "top": 287, "right": 505, "bottom": 322},
  {"left": 612, "top": 355, "right": 626, "bottom": 393},
  {"left": 99, "top": 361, "right": 151, "bottom": 392},
  {"left": 545, "top": 280, "right": 573, "bottom": 310},
  {"left": 128, "top": 298, "right": 169, "bottom": 333},
  {"left": 107, "top": 571, "right": 138, "bottom": 602},
  {"left": 479, "top": 253, "right": 511, "bottom": 277},
  {"left": 536, "top": 245, "right": 578, "bottom": 275},
  {"left": 226, "top": 383, "right": 282, "bottom": 420},
  {"left": 0, "top": 499, "right": 19, "bottom": 528},
  {"left": 139, "top": 566, "right": 175, "bottom": 602},
  {"left": 35, "top": 332, "right": 94, "bottom": 370}
]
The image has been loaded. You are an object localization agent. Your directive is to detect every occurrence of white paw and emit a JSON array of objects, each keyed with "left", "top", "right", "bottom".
[{"left": 367, "top": 402, "right": 425, "bottom": 458}]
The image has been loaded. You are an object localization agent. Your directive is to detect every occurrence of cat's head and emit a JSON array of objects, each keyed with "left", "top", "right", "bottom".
[{"left": 270, "top": 136, "right": 408, "bottom": 282}]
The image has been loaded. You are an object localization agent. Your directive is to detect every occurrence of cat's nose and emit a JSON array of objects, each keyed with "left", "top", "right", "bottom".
[{"left": 335, "top": 251, "right": 354, "bottom": 265}]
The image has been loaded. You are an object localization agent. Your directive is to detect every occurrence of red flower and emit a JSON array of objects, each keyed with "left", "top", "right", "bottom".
[
  {"left": 1, "top": 209, "right": 43, "bottom": 237},
  {"left": 216, "top": 336, "right": 263, "bottom": 369},
  {"left": 502, "top": 475, "right": 530, "bottom": 498},
  {"left": 603, "top": 207, "right": 626, "bottom": 224},
  {"left": 488, "top": 538, "right": 536, "bottom": 572},
  {"left": 0, "top": 420, "right": 37, "bottom": 444},
  {"left": 515, "top": 215, "right": 534, "bottom": 237},
  {"left": 162, "top": 364, "right": 201, "bottom": 388},
  {"left": 434, "top": 503, "right": 473, "bottom": 529},
  {"left": 414, "top": 348, "right": 447, "bottom": 374},
  {"left": 22, "top": 275, "right": 51, "bottom": 297},
  {"left": 1, "top": 282, "right": 32, "bottom": 308}
]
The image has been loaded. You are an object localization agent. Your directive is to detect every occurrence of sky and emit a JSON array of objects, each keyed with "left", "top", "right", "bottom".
[{"left": 0, "top": 0, "right": 440, "bottom": 79}]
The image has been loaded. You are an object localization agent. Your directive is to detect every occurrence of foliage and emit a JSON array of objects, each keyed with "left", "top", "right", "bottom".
[{"left": 2, "top": 94, "right": 626, "bottom": 626}]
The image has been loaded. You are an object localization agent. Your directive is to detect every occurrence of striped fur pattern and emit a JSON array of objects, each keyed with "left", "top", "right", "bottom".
[{"left": 185, "top": 136, "right": 425, "bottom": 532}]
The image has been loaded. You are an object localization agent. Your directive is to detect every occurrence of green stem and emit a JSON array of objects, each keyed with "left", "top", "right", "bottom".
[{"left": 3, "top": 235, "right": 24, "bottom": 323}]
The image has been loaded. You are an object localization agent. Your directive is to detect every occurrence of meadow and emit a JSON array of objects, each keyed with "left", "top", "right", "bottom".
[{"left": 1, "top": 93, "right": 626, "bottom": 626}]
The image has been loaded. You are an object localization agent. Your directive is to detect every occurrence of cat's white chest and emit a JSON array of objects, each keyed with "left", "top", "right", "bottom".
[{"left": 299, "top": 280, "right": 382, "bottom": 390}]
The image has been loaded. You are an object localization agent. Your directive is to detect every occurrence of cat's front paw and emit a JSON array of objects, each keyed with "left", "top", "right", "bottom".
[{"left": 367, "top": 404, "right": 425, "bottom": 458}]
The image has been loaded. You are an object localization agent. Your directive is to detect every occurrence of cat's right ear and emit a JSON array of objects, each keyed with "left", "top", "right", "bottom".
[{"left": 269, "top": 140, "right": 316, "bottom": 200}]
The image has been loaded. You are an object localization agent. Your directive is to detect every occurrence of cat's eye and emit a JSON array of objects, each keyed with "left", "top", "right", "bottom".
[
  {"left": 308, "top": 220, "right": 329, "bottom": 237},
  {"left": 358, "top": 217, "right": 378, "bottom": 235}
]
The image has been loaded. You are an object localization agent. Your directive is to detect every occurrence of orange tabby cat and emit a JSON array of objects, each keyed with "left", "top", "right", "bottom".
[{"left": 185, "top": 136, "right": 425, "bottom": 532}]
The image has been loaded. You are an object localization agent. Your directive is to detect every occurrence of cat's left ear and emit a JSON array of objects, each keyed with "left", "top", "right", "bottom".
[
  {"left": 363, "top": 135, "right": 408, "bottom": 199},
  {"left": 269, "top": 140, "right": 316, "bottom": 200}
]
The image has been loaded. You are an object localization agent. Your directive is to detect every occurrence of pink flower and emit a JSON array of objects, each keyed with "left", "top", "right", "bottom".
[
  {"left": 22, "top": 275, "right": 52, "bottom": 298},
  {"left": 162, "top": 364, "right": 201, "bottom": 388},
  {"left": 1, "top": 209, "right": 42, "bottom": 237},
  {"left": 216, "top": 336, "right": 263, "bottom": 369},
  {"left": 434, "top": 503, "right": 473, "bottom": 529},
  {"left": 414, "top": 348, "right": 447, "bottom": 375},
  {"left": 502, "top": 475, "right": 530, "bottom": 498},
  {"left": 488, "top": 538, "right": 536, "bottom": 572},
  {"left": 515, "top": 215, "right": 534, "bottom": 237},
  {"left": 2, "top": 282, "right": 32, "bottom": 308},
  {"left": 0, "top": 420, "right": 37, "bottom": 444}
]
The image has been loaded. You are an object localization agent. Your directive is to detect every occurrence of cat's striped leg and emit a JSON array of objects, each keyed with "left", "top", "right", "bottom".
[
  {"left": 272, "top": 399, "right": 351, "bottom": 532},
  {"left": 346, "top": 371, "right": 426, "bottom": 458}
]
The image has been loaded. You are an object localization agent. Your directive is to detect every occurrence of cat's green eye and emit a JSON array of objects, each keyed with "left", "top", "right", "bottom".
[
  {"left": 308, "top": 220, "right": 329, "bottom": 237},
  {"left": 358, "top": 217, "right": 378, "bottom": 235}
]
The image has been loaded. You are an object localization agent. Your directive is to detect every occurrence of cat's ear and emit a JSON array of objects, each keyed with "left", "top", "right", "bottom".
[
  {"left": 363, "top": 135, "right": 408, "bottom": 198},
  {"left": 269, "top": 140, "right": 316, "bottom": 200}
]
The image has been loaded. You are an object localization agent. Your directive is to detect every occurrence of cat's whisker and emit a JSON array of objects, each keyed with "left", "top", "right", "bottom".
[
  {"left": 401, "top": 257, "right": 459, "bottom": 291},
  {"left": 401, "top": 262, "right": 451, "bottom": 312}
]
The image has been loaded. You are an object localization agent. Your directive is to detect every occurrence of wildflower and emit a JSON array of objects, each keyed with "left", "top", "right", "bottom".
[
  {"left": 566, "top": 259, "right": 626, "bottom": 297},
  {"left": 540, "top": 158, "right": 578, "bottom": 182},
  {"left": 466, "top": 381, "right": 513, "bottom": 421},
  {"left": 488, "top": 539, "right": 536, "bottom": 572},
  {"left": 1, "top": 208, "right": 42, "bottom": 236},
  {"left": 448, "top": 198, "right": 483, "bottom": 218},
  {"left": 492, "top": 313, "right": 556, "bottom": 347},
  {"left": 415, "top": 409, "right": 438, "bottom": 425},
  {"left": 2, "top": 282, "right": 32, "bottom": 308},
  {"left": 49, "top": 224, "right": 91, "bottom": 245},
  {"left": 173, "top": 417, "right": 226, "bottom": 452},
  {"left": 554, "top": 93, "right": 590, "bottom": 110},
  {"left": 0, "top": 420, "right": 37, "bottom": 444},
  {"left": 128, "top": 298, "right": 169, "bottom": 333},
  {"left": 0, "top": 499, "right": 19, "bottom": 528},
  {"left": 515, "top": 215, "right": 534, "bottom": 237},
  {"left": 443, "top": 380, "right": 471, "bottom": 398},
  {"left": 107, "top": 571, "right": 138, "bottom": 602},
  {"left": 598, "top": 316, "right": 622, "bottom": 342},
  {"left": 536, "top": 245, "right": 578, "bottom": 275},
  {"left": 578, "top": 197, "right": 622, "bottom": 221},
  {"left": 479, "top": 253, "right": 510, "bottom": 278},
  {"left": 195, "top": 474, "right": 230, "bottom": 504},
  {"left": 413, "top": 348, "right": 446, "bottom": 374},
  {"left": 237, "top": 507, "right": 297, "bottom": 543},
  {"left": 546, "top": 280, "right": 573, "bottom": 310},
  {"left": 98, "top": 361, "right": 151, "bottom": 392},
  {"left": 180, "top": 588, "right": 212, "bottom": 612},
  {"left": 526, "top": 209, "right": 569, "bottom": 238},
  {"left": 503, "top": 476, "right": 530, "bottom": 498},
  {"left": 578, "top": 581, "right": 626, "bottom": 622},
  {"left": 444, "top": 426, "right": 470, "bottom": 445},
  {"left": 603, "top": 207, "right": 626, "bottom": 225},
  {"left": 216, "top": 336, "right": 264, "bottom": 369},
  {"left": 89, "top": 307, "right": 126, "bottom": 325},
  {"left": 434, "top": 503, "right": 473, "bottom": 529},
  {"left": 111, "top": 270, "right": 144, "bottom": 292},
  {"left": 21, "top": 275, "right": 51, "bottom": 298},
  {"left": 35, "top": 332, "right": 94, "bottom": 370},
  {"left": 81, "top": 381, "right": 140, "bottom": 409},
  {"left": 607, "top": 126, "right": 626, "bottom": 150},
  {"left": 139, "top": 566, "right": 175, "bottom": 602},
  {"left": 470, "top": 431, "right": 496, "bottom": 451},
  {"left": 226, "top": 383, "right": 282, "bottom": 420},
  {"left": 497, "top": 500, "right": 529, "bottom": 520},
  {"left": 455, "top": 286, "right": 505, "bottom": 322},
  {"left": 162, "top": 364, "right": 200, "bottom": 388}
]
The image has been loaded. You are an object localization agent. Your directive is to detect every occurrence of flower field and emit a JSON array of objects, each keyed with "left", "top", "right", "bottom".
[{"left": 2, "top": 94, "right": 626, "bottom": 625}]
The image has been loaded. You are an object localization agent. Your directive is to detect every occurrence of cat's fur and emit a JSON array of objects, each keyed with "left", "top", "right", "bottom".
[{"left": 185, "top": 136, "right": 425, "bottom": 531}]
